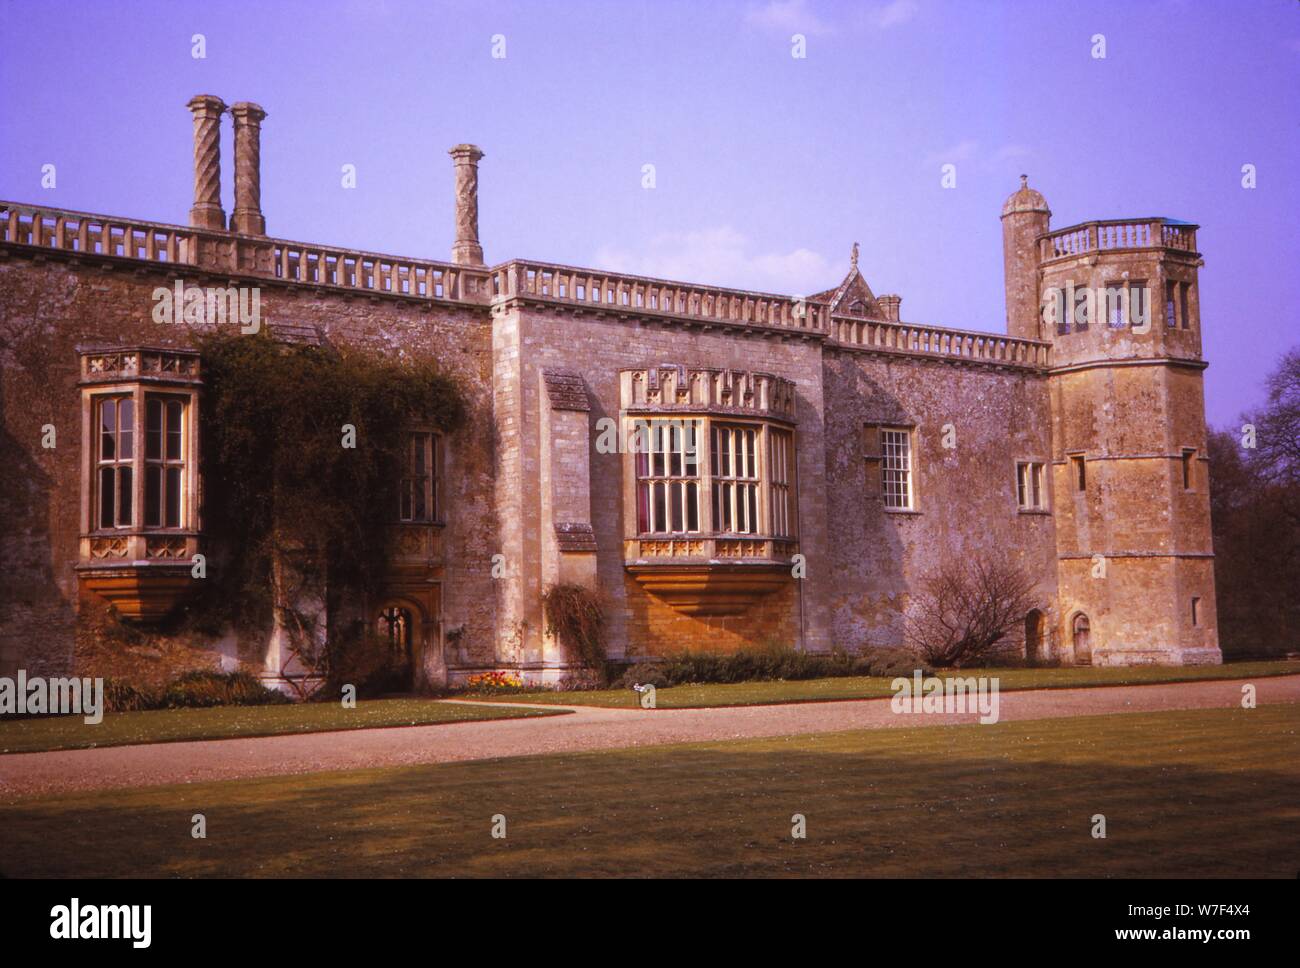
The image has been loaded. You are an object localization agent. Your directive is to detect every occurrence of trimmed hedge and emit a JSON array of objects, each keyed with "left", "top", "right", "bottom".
[
  {"left": 615, "top": 646, "right": 932, "bottom": 688},
  {"left": 105, "top": 671, "right": 291, "bottom": 712}
]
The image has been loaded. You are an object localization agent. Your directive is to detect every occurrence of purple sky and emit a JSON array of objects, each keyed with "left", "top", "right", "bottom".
[{"left": 1, "top": 0, "right": 1296, "bottom": 426}]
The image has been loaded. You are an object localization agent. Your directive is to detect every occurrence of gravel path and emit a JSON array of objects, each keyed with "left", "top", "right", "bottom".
[{"left": 2, "top": 675, "right": 1296, "bottom": 799}]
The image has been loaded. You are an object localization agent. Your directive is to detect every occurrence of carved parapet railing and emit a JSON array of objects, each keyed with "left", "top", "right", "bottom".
[
  {"left": 492, "top": 259, "right": 829, "bottom": 334},
  {"left": 269, "top": 239, "right": 483, "bottom": 301},
  {"left": 626, "top": 535, "right": 797, "bottom": 563},
  {"left": 624, "top": 534, "right": 796, "bottom": 616},
  {"left": 620, "top": 364, "right": 797, "bottom": 420},
  {"left": 2, "top": 202, "right": 201, "bottom": 264},
  {"left": 829, "top": 316, "right": 1052, "bottom": 369},
  {"left": 1, "top": 201, "right": 487, "bottom": 303},
  {"left": 1039, "top": 218, "right": 1199, "bottom": 263}
]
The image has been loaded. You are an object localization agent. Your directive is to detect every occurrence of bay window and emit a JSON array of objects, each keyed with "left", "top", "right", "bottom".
[
  {"left": 631, "top": 417, "right": 794, "bottom": 538},
  {"left": 77, "top": 347, "right": 203, "bottom": 623},
  {"left": 93, "top": 392, "right": 189, "bottom": 530},
  {"left": 621, "top": 366, "right": 799, "bottom": 617}
]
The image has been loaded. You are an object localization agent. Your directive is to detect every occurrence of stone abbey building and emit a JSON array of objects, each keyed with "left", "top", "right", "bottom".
[{"left": 0, "top": 96, "right": 1222, "bottom": 691}]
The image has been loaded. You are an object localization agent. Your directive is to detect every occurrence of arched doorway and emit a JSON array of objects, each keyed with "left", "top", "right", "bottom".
[
  {"left": 1024, "top": 610, "right": 1045, "bottom": 664},
  {"left": 1071, "top": 613, "right": 1092, "bottom": 666},
  {"left": 376, "top": 604, "right": 416, "bottom": 692}
]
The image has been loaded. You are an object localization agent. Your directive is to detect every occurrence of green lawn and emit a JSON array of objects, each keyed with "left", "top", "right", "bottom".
[
  {"left": 0, "top": 699, "right": 567, "bottom": 755},
  {"left": 466, "top": 660, "right": 1300, "bottom": 709},
  {"left": 1, "top": 704, "right": 1296, "bottom": 877}
]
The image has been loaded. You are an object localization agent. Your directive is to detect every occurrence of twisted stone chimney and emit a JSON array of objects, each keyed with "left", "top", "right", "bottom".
[
  {"left": 449, "top": 144, "right": 485, "bottom": 266},
  {"left": 186, "top": 95, "right": 226, "bottom": 230},
  {"left": 230, "top": 102, "right": 267, "bottom": 235}
]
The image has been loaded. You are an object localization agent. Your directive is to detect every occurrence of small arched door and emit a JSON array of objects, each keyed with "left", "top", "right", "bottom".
[
  {"left": 1072, "top": 613, "right": 1092, "bottom": 666},
  {"left": 1024, "top": 610, "right": 1045, "bottom": 664},
  {"left": 376, "top": 604, "right": 416, "bottom": 691}
]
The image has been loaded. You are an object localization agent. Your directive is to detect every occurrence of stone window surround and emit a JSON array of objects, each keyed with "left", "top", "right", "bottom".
[
  {"left": 863, "top": 421, "right": 920, "bottom": 514},
  {"left": 1016, "top": 459, "right": 1050, "bottom": 513},
  {"left": 862, "top": 423, "right": 917, "bottom": 513},
  {"left": 628, "top": 413, "right": 797, "bottom": 542}
]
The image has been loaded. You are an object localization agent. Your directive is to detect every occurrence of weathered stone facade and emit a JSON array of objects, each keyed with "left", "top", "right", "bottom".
[{"left": 0, "top": 100, "right": 1221, "bottom": 691}]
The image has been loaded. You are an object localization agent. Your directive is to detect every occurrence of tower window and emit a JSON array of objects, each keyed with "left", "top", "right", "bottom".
[
  {"left": 1105, "top": 282, "right": 1126, "bottom": 329},
  {"left": 1180, "top": 283, "right": 1190, "bottom": 329},
  {"left": 1070, "top": 454, "right": 1086, "bottom": 492},
  {"left": 1048, "top": 287, "right": 1070, "bottom": 336},
  {"left": 1128, "top": 280, "right": 1148, "bottom": 329},
  {"left": 1191, "top": 596, "right": 1201, "bottom": 626},
  {"left": 1182, "top": 448, "right": 1196, "bottom": 490},
  {"left": 1165, "top": 281, "right": 1178, "bottom": 328}
]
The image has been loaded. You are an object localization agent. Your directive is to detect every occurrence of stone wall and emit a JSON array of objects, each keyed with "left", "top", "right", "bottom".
[
  {"left": 821, "top": 350, "right": 1060, "bottom": 656},
  {"left": 0, "top": 251, "right": 500, "bottom": 684},
  {"left": 490, "top": 302, "right": 833, "bottom": 665}
]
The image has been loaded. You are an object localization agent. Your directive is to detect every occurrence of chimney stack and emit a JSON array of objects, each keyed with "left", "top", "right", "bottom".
[
  {"left": 877, "top": 294, "right": 902, "bottom": 323},
  {"left": 230, "top": 102, "right": 267, "bottom": 235},
  {"left": 186, "top": 95, "right": 227, "bottom": 230},
  {"left": 448, "top": 144, "right": 485, "bottom": 265}
]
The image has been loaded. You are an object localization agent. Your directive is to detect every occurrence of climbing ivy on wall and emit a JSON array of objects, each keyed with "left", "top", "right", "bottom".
[
  {"left": 191, "top": 332, "right": 465, "bottom": 659},
  {"left": 541, "top": 582, "right": 608, "bottom": 670}
]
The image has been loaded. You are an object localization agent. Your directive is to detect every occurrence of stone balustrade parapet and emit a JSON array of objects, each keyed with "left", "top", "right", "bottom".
[
  {"left": 492, "top": 259, "right": 830, "bottom": 333},
  {"left": 1040, "top": 217, "right": 1199, "bottom": 263},
  {"left": 829, "top": 315, "right": 1052, "bottom": 369},
  {"left": 2, "top": 201, "right": 1050, "bottom": 370},
  {"left": 1, "top": 201, "right": 476, "bottom": 302}
]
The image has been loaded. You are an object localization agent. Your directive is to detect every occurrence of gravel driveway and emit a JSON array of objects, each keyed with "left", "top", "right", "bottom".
[{"left": 2, "top": 674, "right": 1296, "bottom": 798}]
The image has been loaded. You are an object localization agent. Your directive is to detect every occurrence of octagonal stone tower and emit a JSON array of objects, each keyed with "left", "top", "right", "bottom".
[{"left": 1005, "top": 176, "right": 1221, "bottom": 666}]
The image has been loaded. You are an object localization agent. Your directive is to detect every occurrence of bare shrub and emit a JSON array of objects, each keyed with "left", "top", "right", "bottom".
[{"left": 904, "top": 555, "right": 1039, "bottom": 667}]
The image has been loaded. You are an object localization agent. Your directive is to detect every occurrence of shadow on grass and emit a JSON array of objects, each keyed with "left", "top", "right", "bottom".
[{"left": 1, "top": 707, "right": 1297, "bottom": 878}]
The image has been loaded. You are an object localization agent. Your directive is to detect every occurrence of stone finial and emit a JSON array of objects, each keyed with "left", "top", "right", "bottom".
[
  {"left": 230, "top": 102, "right": 267, "bottom": 235},
  {"left": 449, "top": 144, "right": 485, "bottom": 266},
  {"left": 851, "top": 241, "right": 859, "bottom": 267},
  {"left": 186, "top": 95, "right": 227, "bottom": 230}
]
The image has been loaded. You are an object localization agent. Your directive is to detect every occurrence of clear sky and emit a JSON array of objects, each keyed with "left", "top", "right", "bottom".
[{"left": 1, "top": 0, "right": 1296, "bottom": 426}]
